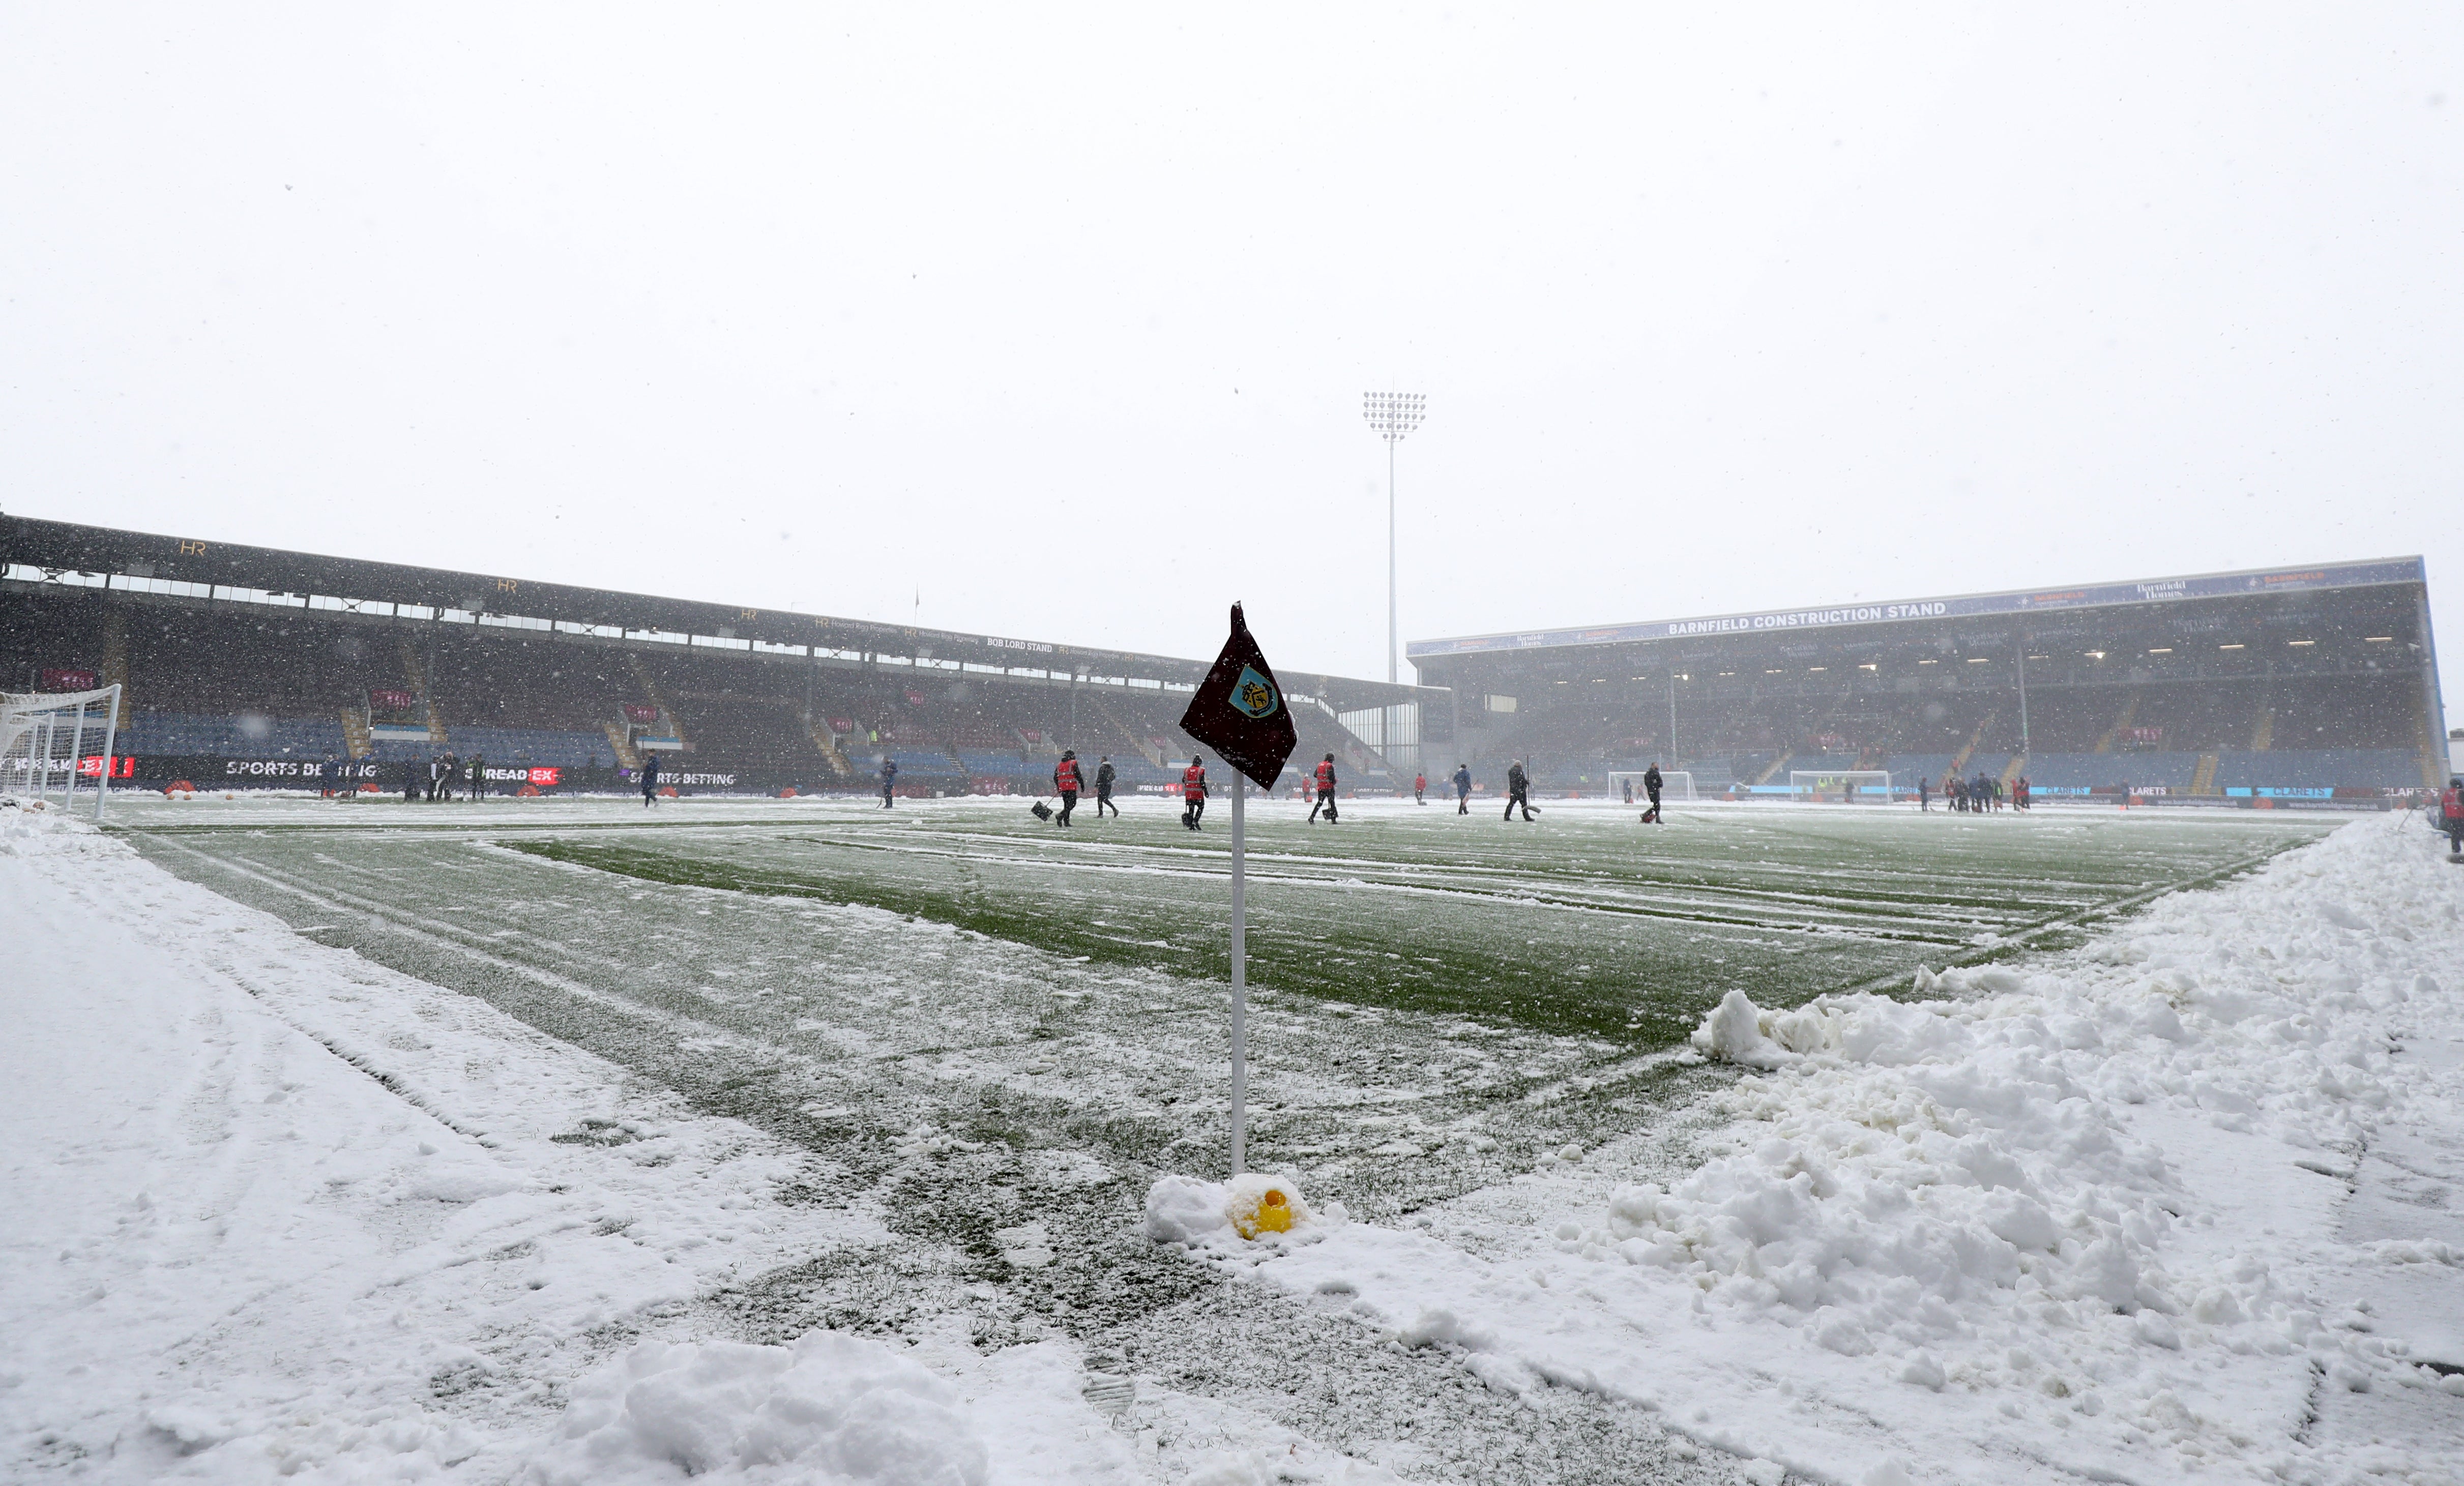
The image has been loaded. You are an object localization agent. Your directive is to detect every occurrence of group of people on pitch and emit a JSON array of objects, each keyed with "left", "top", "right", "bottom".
[
  {"left": 404, "top": 750, "right": 487, "bottom": 803},
  {"left": 1033, "top": 749, "right": 1351, "bottom": 829},
  {"left": 1918, "top": 772, "right": 2031, "bottom": 812},
  {"left": 1041, "top": 750, "right": 1121, "bottom": 827}
]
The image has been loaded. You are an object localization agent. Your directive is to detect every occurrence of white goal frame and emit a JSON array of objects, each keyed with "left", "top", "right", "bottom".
[
  {"left": 1608, "top": 770, "right": 1694, "bottom": 803},
  {"left": 2, "top": 685, "right": 123, "bottom": 818},
  {"left": 1788, "top": 769, "right": 1891, "bottom": 805}
]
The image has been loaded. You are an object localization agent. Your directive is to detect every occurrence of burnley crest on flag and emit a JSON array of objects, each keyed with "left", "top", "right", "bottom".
[{"left": 1180, "top": 604, "right": 1298, "bottom": 790}]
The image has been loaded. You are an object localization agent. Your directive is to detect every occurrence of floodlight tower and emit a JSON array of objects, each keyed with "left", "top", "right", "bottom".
[{"left": 1361, "top": 391, "right": 1426, "bottom": 685}]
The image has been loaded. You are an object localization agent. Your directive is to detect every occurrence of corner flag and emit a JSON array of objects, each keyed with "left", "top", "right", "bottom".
[{"left": 1179, "top": 604, "right": 1298, "bottom": 791}]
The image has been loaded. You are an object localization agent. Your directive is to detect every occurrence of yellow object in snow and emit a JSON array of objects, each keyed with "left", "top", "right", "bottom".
[{"left": 1227, "top": 1174, "right": 1308, "bottom": 1239}]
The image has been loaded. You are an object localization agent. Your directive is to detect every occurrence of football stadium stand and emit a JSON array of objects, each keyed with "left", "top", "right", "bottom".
[
  {"left": 1409, "top": 559, "right": 2447, "bottom": 804},
  {"left": 1, "top": 516, "right": 1427, "bottom": 795}
]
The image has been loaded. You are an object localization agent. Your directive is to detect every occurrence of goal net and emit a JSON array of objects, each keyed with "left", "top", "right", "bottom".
[
  {"left": 1788, "top": 769, "right": 1891, "bottom": 805},
  {"left": 2, "top": 685, "right": 123, "bottom": 818},
  {"left": 1607, "top": 770, "right": 1693, "bottom": 803}
]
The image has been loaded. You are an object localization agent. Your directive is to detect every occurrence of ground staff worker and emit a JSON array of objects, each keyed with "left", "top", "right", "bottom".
[
  {"left": 1504, "top": 760, "right": 1535, "bottom": 821},
  {"left": 2443, "top": 777, "right": 2464, "bottom": 855},
  {"left": 1640, "top": 762, "right": 1663, "bottom": 824},
  {"left": 641, "top": 751, "right": 661, "bottom": 807},
  {"left": 1182, "top": 756, "right": 1210, "bottom": 829},
  {"left": 879, "top": 756, "right": 898, "bottom": 808},
  {"left": 1094, "top": 756, "right": 1118, "bottom": 818},
  {"left": 1309, "top": 754, "right": 1339, "bottom": 823},
  {"left": 1052, "top": 750, "right": 1081, "bottom": 827},
  {"left": 1453, "top": 763, "right": 1472, "bottom": 814}
]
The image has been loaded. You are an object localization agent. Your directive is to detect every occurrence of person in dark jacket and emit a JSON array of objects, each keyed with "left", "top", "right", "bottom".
[
  {"left": 1640, "top": 762, "right": 1663, "bottom": 824},
  {"left": 1094, "top": 756, "right": 1118, "bottom": 818},
  {"left": 467, "top": 751, "right": 486, "bottom": 802},
  {"left": 426, "top": 753, "right": 444, "bottom": 802},
  {"left": 1052, "top": 750, "right": 1081, "bottom": 827},
  {"left": 1453, "top": 763, "right": 1472, "bottom": 814},
  {"left": 1919, "top": 776, "right": 1932, "bottom": 812},
  {"left": 879, "top": 756, "right": 898, "bottom": 808},
  {"left": 404, "top": 754, "right": 423, "bottom": 803},
  {"left": 1504, "top": 760, "right": 1534, "bottom": 821},
  {"left": 640, "top": 751, "right": 662, "bottom": 806}
]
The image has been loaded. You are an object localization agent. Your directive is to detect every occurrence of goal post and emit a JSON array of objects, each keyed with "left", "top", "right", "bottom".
[
  {"left": 1788, "top": 769, "right": 1892, "bottom": 805},
  {"left": 2, "top": 685, "right": 123, "bottom": 819},
  {"left": 1607, "top": 770, "right": 1694, "bottom": 803}
]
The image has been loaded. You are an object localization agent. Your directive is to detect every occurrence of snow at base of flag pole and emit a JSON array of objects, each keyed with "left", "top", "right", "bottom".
[{"left": 1144, "top": 811, "right": 2464, "bottom": 1484}]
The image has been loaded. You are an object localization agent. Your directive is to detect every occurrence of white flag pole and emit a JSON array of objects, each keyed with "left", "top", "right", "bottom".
[{"left": 1228, "top": 770, "right": 1247, "bottom": 1176}]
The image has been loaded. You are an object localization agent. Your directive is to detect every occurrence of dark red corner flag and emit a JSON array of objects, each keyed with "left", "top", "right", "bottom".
[{"left": 1179, "top": 603, "right": 1299, "bottom": 791}]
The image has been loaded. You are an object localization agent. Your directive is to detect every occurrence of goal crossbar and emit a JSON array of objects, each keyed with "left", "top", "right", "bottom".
[{"left": 1787, "top": 769, "right": 1891, "bottom": 804}]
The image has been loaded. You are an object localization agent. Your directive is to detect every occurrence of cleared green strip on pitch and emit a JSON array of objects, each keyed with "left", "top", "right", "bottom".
[{"left": 503, "top": 805, "right": 2328, "bottom": 1047}]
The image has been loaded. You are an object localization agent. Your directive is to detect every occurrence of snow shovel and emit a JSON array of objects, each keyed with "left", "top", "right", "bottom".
[{"left": 1030, "top": 799, "right": 1054, "bottom": 822}]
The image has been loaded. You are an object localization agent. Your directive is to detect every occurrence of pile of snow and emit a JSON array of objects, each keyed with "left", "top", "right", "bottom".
[
  {"left": 1238, "top": 814, "right": 2464, "bottom": 1483},
  {"left": 1146, "top": 1172, "right": 1337, "bottom": 1253},
  {"left": 526, "top": 1330, "right": 988, "bottom": 1485},
  {"left": 0, "top": 794, "right": 119, "bottom": 857}
]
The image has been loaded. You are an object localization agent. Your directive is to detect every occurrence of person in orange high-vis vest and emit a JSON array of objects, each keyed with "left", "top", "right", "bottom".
[
  {"left": 1308, "top": 754, "right": 1339, "bottom": 823},
  {"left": 1052, "top": 750, "right": 1081, "bottom": 827},
  {"left": 1182, "top": 756, "right": 1209, "bottom": 830},
  {"left": 2442, "top": 777, "right": 2464, "bottom": 856}
]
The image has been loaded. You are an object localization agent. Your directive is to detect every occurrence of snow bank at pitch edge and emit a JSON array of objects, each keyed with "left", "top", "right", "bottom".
[
  {"left": 0, "top": 794, "right": 118, "bottom": 857},
  {"left": 1246, "top": 813, "right": 2464, "bottom": 1484},
  {"left": 2, "top": 794, "right": 1149, "bottom": 1484},
  {"left": 1580, "top": 813, "right": 2455, "bottom": 1474}
]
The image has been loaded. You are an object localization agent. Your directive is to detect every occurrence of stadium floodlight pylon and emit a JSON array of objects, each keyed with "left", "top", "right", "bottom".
[
  {"left": 1607, "top": 770, "right": 1694, "bottom": 803},
  {"left": 1789, "top": 769, "right": 1892, "bottom": 805},
  {"left": 1361, "top": 390, "right": 1426, "bottom": 687},
  {"left": 2, "top": 685, "right": 122, "bottom": 819}
]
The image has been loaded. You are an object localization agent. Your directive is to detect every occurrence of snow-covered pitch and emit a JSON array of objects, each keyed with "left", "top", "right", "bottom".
[{"left": 4, "top": 790, "right": 2457, "bottom": 1483}]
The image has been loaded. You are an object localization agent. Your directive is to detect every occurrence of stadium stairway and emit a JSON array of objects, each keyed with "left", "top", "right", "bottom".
[
  {"left": 2000, "top": 753, "right": 2027, "bottom": 789},
  {"left": 602, "top": 721, "right": 640, "bottom": 771},
  {"left": 1084, "top": 693, "right": 1158, "bottom": 766},
  {"left": 341, "top": 707, "right": 373, "bottom": 760},
  {"left": 1947, "top": 712, "right": 1998, "bottom": 778},
  {"left": 2190, "top": 752, "right": 2221, "bottom": 796},
  {"left": 2249, "top": 695, "right": 2275, "bottom": 753},
  {"left": 1752, "top": 749, "right": 1795, "bottom": 786},
  {"left": 395, "top": 640, "right": 450, "bottom": 745},
  {"left": 101, "top": 607, "right": 131, "bottom": 726},
  {"left": 802, "top": 716, "right": 852, "bottom": 778}
]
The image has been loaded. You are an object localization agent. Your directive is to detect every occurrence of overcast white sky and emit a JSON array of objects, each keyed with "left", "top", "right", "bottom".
[{"left": 4, "top": 6, "right": 2458, "bottom": 708}]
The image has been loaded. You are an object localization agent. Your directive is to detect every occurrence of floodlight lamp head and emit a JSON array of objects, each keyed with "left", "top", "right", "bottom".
[{"left": 1361, "top": 391, "right": 1427, "bottom": 442}]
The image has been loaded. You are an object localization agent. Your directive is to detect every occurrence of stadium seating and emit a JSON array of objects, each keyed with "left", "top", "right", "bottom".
[
  {"left": 1885, "top": 754, "right": 1960, "bottom": 789},
  {"left": 2213, "top": 748, "right": 2418, "bottom": 790},
  {"left": 2023, "top": 752, "right": 2202, "bottom": 789},
  {"left": 120, "top": 711, "right": 348, "bottom": 758}
]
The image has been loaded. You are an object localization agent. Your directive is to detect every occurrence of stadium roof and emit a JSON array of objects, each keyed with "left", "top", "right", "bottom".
[
  {"left": 0, "top": 515, "right": 1439, "bottom": 709},
  {"left": 1406, "top": 557, "right": 2428, "bottom": 659}
]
